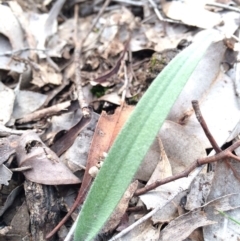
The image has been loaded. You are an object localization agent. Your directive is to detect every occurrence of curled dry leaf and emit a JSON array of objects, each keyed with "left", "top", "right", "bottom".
[{"left": 15, "top": 131, "right": 80, "bottom": 185}]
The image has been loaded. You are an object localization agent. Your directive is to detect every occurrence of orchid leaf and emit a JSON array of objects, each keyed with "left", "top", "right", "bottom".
[{"left": 74, "top": 31, "right": 215, "bottom": 241}]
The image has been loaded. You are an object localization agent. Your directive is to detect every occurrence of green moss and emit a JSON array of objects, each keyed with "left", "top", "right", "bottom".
[{"left": 91, "top": 85, "right": 109, "bottom": 98}]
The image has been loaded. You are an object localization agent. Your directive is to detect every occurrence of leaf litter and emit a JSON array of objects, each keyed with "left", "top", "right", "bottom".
[{"left": 0, "top": 0, "right": 240, "bottom": 240}]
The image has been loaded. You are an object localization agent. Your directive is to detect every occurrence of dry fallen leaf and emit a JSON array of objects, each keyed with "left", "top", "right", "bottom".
[
  {"left": 78, "top": 104, "right": 134, "bottom": 198},
  {"left": 15, "top": 131, "right": 81, "bottom": 185},
  {"left": 159, "top": 210, "right": 216, "bottom": 241},
  {"left": 31, "top": 60, "right": 62, "bottom": 87},
  {"left": 162, "top": 0, "right": 222, "bottom": 29},
  {"left": 203, "top": 159, "right": 240, "bottom": 240},
  {"left": 12, "top": 90, "right": 48, "bottom": 119}
]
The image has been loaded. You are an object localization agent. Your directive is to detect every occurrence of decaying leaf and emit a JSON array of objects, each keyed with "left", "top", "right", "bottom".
[
  {"left": 159, "top": 210, "right": 216, "bottom": 241},
  {"left": 12, "top": 90, "right": 48, "bottom": 119},
  {"left": 101, "top": 180, "right": 138, "bottom": 234},
  {"left": 31, "top": 60, "right": 62, "bottom": 87},
  {"left": 185, "top": 172, "right": 214, "bottom": 211},
  {"left": 160, "top": 120, "right": 206, "bottom": 174},
  {"left": 203, "top": 159, "right": 240, "bottom": 240},
  {"left": 60, "top": 112, "right": 99, "bottom": 172},
  {"left": 168, "top": 40, "right": 240, "bottom": 149},
  {"left": 9, "top": 201, "right": 30, "bottom": 237},
  {"left": 15, "top": 131, "right": 80, "bottom": 185}
]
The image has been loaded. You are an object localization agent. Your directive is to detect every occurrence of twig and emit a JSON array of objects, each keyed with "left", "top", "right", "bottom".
[
  {"left": 10, "top": 166, "right": 32, "bottom": 172},
  {"left": 74, "top": 4, "right": 89, "bottom": 117},
  {"left": 93, "top": 36, "right": 131, "bottom": 84},
  {"left": 148, "top": 0, "right": 180, "bottom": 24},
  {"left": 127, "top": 206, "right": 145, "bottom": 212},
  {"left": 0, "top": 48, "right": 47, "bottom": 57},
  {"left": 192, "top": 100, "right": 221, "bottom": 153},
  {"left": 121, "top": 54, "right": 129, "bottom": 102},
  {"left": 206, "top": 2, "right": 240, "bottom": 13},
  {"left": 113, "top": 0, "right": 145, "bottom": 6},
  {"left": 16, "top": 101, "right": 71, "bottom": 124},
  {"left": 192, "top": 100, "right": 240, "bottom": 178},
  {"left": 73, "top": 0, "right": 112, "bottom": 117}
]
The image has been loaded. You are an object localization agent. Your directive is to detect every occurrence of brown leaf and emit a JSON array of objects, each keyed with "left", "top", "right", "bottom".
[
  {"left": 15, "top": 131, "right": 80, "bottom": 185},
  {"left": 78, "top": 104, "right": 134, "bottom": 200},
  {"left": 51, "top": 115, "right": 91, "bottom": 157}
]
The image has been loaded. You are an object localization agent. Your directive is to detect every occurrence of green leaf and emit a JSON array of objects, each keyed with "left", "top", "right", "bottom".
[{"left": 74, "top": 31, "right": 215, "bottom": 241}]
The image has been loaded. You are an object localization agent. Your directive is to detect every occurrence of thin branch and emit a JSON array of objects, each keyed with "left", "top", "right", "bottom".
[
  {"left": 73, "top": 0, "right": 112, "bottom": 117},
  {"left": 74, "top": 4, "right": 89, "bottom": 117},
  {"left": 148, "top": 0, "right": 180, "bottom": 24},
  {"left": 206, "top": 2, "right": 240, "bottom": 13},
  {"left": 10, "top": 166, "right": 32, "bottom": 172},
  {"left": 113, "top": 0, "right": 145, "bottom": 6},
  {"left": 0, "top": 48, "right": 47, "bottom": 57},
  {"left": 16, "top": 101, "right": 71, "bottom": 124},
  {"left": 192, "top": 100, "right": 221, "bottom": 153}
]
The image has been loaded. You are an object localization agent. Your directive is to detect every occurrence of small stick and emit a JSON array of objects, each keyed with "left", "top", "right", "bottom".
[
  {"left": 0, "top": 48, "right": 47, "bottom": 57},
  {"left": 127, "top": 206, "right": 145, "bottom": 212},
  {"left": 10, "top": 166, "right": 32, "bottom": 172},
  {"left": 192, "top": 100, "right": 240, "bottom": 179},
  {"left": 73, "top": 0, "right": 112, "bottom": 117},
  {"left": 73, "top": 4, "right": 89, "bottom": 118},
  {"left": 206, "top": 2, "right": 240, "bottom": 13},
  {"left": 148, "top": 0, "right": 180, "bottom": 24},
  {"left": 16, "top": 101, "right": 71, "bottom": 124},
  {"left": 192, "top": 100, "right": 221, "bottom": 153}
]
